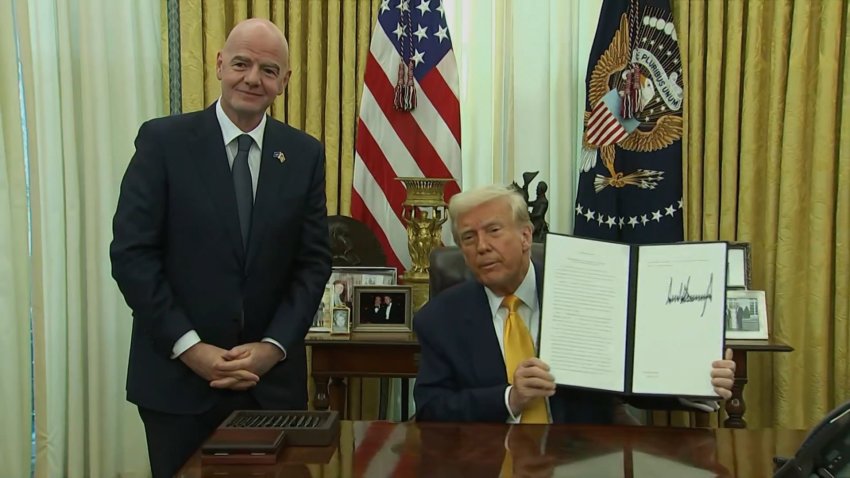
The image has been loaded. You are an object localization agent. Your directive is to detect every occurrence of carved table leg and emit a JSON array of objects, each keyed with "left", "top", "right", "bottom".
[
  {"left": 724, "top": 351, "right": 748, "bottom": 428},
  {"left": 314, "top": 376, "right": 330, "bottom": 410},
  {"left": 329, "top": 376, "right": 347, "bottom": 419}
]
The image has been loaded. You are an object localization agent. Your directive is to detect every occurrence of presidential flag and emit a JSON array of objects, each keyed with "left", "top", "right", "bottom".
[
  {"left": 574, "top": 0, "right": 684, "bottom": 243},
  {"left": 351, "top": 0, "right": 462, "bottom": 271}
]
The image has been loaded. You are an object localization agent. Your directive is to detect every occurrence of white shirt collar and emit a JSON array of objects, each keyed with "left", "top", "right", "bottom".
[
  {"left": 215, "top": 98, "right": 267, "bottom": 150},
  {"left": 484, "top": 261, "right": 538, "bottom": 317}
]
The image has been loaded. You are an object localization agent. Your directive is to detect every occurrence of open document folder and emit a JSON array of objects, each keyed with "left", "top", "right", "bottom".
[{"left": 538, "top": 234, "right": 727, "bottom": 399}]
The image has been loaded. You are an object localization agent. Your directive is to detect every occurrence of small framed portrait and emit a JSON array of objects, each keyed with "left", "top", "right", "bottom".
[
  {"left": 726, "top": 242, "right": 752, "bottom": 289},
  {"left": 330, "top": 306, "right": 351, "bottom": 335},
  {"left": 725, "top": 290, "right": 768, "bottom": 340},
  {"left": 352, "top": 285, "right": 413, "bottom": 333},
  {"left": 309, "top": 285, "right": 333, "bottom": 332}
]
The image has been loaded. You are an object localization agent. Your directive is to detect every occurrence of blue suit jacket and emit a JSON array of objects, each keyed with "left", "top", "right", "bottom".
[
  {"left": 111, "top": 104, "right": 331, "bottom": 414},
  {"left": 413, "top": 261, "right": 618, "bottom": 424}
]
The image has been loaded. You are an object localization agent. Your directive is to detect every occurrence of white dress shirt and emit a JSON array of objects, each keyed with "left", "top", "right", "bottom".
[
  {"left": 171, "top": 100, "right": 285, "bottom": 359},
  {"left": 482, "top": 262, "right": 547, "bottom": 423}
]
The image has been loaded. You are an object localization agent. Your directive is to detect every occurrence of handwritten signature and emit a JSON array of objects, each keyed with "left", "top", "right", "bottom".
[{"left": 666, "top": 274, "right": 714, "bottom": 317}]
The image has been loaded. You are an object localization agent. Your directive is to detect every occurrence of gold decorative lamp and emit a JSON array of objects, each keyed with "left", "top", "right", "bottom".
[{"left": 396, "top": 177, "right": 455, "bottom": 312}]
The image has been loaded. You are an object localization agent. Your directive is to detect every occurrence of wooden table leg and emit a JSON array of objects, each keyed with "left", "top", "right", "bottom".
[
  {"left": 379, "top": 378, "right": 389, "bottom": 420},
  {"left": 329, "top": 377, "right": 347, "bottom": 418},
  {"left": 401, "top": 379, "right": 410, "bottom": 421},
  {"left": 724, "top": 351, "right": 748, "bottom": 428},
  {"left": 314, "top": 375, "right": 329, "bottom": 410}
]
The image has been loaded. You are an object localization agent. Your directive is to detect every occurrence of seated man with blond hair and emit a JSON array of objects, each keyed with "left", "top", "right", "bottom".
[{"left": 413, "top": 185, "right": 735, "bottom": 423}]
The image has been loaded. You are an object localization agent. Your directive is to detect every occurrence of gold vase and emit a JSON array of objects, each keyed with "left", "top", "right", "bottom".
[{"left": 397, "top": 177, "right": 455, "bottom": 312}]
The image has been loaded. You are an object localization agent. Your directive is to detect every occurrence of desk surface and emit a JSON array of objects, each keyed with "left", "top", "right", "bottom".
[{"left": 177, "top": 421, "right": 806, "bottom": 477}]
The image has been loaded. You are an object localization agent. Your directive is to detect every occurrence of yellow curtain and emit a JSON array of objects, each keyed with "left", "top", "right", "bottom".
[
  {"left": 674, "top": 0, "right": 850, "bottom": 428},
  {"left": 164, "top": 0, "right": 384, "bottom": 420}
]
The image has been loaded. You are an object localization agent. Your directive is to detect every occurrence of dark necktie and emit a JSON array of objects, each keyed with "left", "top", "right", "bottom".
[{"left": 233, "top": 134, "right": 254, "bottom": 250}]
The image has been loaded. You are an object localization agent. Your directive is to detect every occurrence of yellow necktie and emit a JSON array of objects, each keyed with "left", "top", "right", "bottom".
[{"left": 502, "top": 295, "right": 549, "bottom": 424}]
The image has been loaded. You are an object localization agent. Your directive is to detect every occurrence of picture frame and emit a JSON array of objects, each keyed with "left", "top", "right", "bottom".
[
  {"left": 310, "top": 267, "right": 397, "bottom": 333},
  {"left": 352, "top": 285, "right": 413, "bottom": 333},
  {"left": 726, "top": 242, "right": 752, "bottom": 289},
  {"left": 725, "top": 290, "right": 769, "bottom": 340},
  {"left": 309, "top": 284, "right": 333, "bottom": 332},
  {"left": 330, "top": 306, "right": 351, "bottom": 335}
]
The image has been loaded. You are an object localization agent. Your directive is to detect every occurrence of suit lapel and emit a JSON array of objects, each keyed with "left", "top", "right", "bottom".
[
  {"left": 245, "top": 120, "right": 293, "bottom": 269},
  {"left": 193, "top": 106, "right": 244, "bottom": 265},
  {"left": 466, "top": 285, "right": 509, "bottom": 384}
]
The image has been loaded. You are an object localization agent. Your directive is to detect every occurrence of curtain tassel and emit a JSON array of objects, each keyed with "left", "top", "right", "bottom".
[{"left": 393, "top": 61, "right": 417, "bottom": 112}]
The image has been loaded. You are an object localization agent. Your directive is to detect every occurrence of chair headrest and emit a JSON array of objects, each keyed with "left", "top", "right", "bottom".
[{"left": 428, "top": 244, "right": 544, "bottom": 298}]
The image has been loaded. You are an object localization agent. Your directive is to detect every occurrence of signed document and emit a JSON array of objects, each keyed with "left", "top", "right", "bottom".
[{"left": 538, "top": 234, "right": 727, "bottom": 398}]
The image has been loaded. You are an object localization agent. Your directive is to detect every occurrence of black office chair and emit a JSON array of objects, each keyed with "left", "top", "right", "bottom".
[{"left": 428, "top": 244, "right": 545, "bottom": 298}]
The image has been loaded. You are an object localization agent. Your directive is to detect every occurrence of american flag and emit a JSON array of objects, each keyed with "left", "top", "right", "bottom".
[{"left": 351, "top": 0, "right": 462, "bottom": 272}]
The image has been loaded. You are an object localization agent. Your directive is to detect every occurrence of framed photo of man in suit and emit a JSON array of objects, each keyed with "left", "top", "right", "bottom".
[
  {"left": 352, "top": 285, "right": 412, "bottom": 332},
  {"left": 725, "top": 290, "right": 768, "bottom": 340}
]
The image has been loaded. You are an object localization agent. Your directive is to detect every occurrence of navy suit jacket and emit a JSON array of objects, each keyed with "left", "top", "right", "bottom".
[
  {"left": 111, "top": 104, "right": 331, "bottom": 414},
  {"left": 413, "top": 260, "right": 618, "bottom": 424}
]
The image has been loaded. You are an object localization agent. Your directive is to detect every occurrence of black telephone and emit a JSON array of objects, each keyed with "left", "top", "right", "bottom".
[{"left": 774, "top": 400, "right": 850, "bottom": 477}]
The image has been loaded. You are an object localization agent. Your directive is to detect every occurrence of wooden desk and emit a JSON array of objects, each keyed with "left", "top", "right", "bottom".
[
  {"left": 306, "top": 333, "right": 419, "bottom": 420},
  {"left": 307, "top": 334, "right": 793, "bottom": 427},
  {"left": 177, "top": 421, "right": 808, "bottom": 477},
  {"left": 726, "top": 339, "right": 794, "bottom": 428}
]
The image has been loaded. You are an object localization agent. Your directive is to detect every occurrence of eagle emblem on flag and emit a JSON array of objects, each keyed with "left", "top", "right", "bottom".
[{"left": 581, "top": 8, "right": 684, "bottom": 193}]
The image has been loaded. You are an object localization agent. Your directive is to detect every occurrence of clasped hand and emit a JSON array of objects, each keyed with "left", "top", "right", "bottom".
[{"left": 180, "top": 342, "right": 283, "bottom": 390}]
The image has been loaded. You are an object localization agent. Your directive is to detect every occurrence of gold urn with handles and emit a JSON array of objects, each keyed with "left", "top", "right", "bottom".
[{"left": 396, "top": 177, "right": 455, "bottom": 312}]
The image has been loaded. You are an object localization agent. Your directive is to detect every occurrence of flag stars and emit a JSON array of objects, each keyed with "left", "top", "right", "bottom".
[
  {"left": 393, "top": 23, "right": 407, "bottom": 40},
  {"left": 416, "top": 0, "right": 431, "bottom": 15},
  {"left": 436, "top": 2, "right": 445, "bottom": 17},
  {"left": 652, "top": 210, "right": 662, "bottom": 222},
  {"left": 642, "top": 37, "right": 647, "bottom": 42},
  {"left": 575, "top": 204, "right": 584, "bottom": 216},
  {"left": 618, "top": 217, "right": 625, "bottom": 228},
  {"left": 413, "top": 24, "right": 428, "bottom": 41},
  {"left": 435, "top": 25, "right": 449, "bottom": 43},
  {"left": 640, "top": 215, "right": 649, "bottom": 225},
  {"left": 665, "top": 205, "right": 676, "bottom": 217},
  {"left": 606, "top": 216, "right": 616, "bottom": 228},
  {"left": 597, "top": 215, "right": 605, "bottom": 226},
  {"left": 397, "top": 0, "right": 410, "bottom": 12},
  {"left": 650, "top": 40, "right": 655, "bottom": 45},
  {"left": 584, "top": 209, "right": 596, "bottom": 221},
  {"left": 677, "top": 199, "right": 683, "bottom": 209},
  {"left": 628, "top": 216, "right": 638, "bottom": 227},
  {"left": 380, "top": 0, "right": 391, "bottom": 14},
  {"left": 666, "top": 51, "right": 673, "bottom": 56},
  {"left": 411, "top": 49, "right": 425, "bottom": 66}
]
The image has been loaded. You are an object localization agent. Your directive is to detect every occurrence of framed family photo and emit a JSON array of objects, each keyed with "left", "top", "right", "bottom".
[
  {"left": 309, "top": 284, "right": 333, "bottom": 332},
  {"left": 726, "top": 242, "right": 752, "bottom": 289},
  {"left": 311, "top": 267, "right": 397, "bottom": 333},
  {"left": 352, "top": 285, "right": 413, "bottom": 333},
  {"left": 725, "top": 289, "right": 769, "bottom": 340},
  {"left": 331, "top": 307, "right": 351, "bottom": 335}
]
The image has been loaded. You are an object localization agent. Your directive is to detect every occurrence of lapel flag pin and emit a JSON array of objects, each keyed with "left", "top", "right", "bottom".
[{"left": 273, "top": 151, "right": 286, "bottom": 163}]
